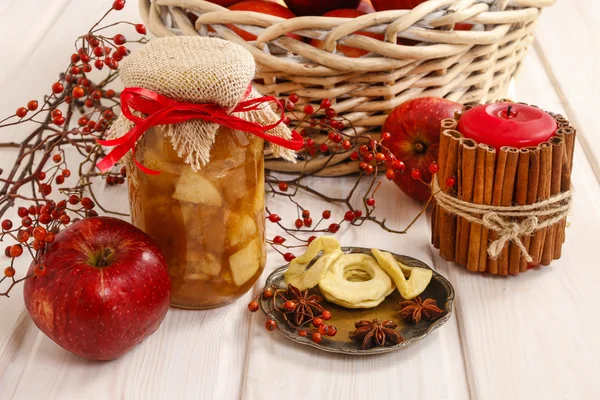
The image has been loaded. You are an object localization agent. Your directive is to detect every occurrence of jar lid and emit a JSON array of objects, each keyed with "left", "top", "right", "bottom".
[{"left": 107, "top": 36, "right": 296, "bottom": 171}]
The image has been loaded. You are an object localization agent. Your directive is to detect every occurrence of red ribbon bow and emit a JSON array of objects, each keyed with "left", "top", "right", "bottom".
[{"left": 96, "top": 87, "right": 303, "bottom": 174}]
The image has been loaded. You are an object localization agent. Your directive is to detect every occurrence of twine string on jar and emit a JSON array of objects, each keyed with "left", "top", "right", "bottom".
[{"left": 431, "top": 175, "right": 572, "bottom": 262}]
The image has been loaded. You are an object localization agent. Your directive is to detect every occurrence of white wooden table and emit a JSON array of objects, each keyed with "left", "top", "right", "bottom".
[{"left": 1, "top": 1, "right": 599, "bottom": 399}]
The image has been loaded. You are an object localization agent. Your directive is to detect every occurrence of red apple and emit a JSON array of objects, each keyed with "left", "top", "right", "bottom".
[
  {"left": 371, "top": 0, "right": 472, "bottom": 30},
  {"left": 310, "top": 9, "right": 383, "bottom": 58},
  {"left": 23, "top": 217, "right": 170, "bottom": 360},
  {"left": 357, "top": 0, "right": 376, "bottom": 13},
  {"left": 284, "top": 0, "right": 360, "bottom": 16},
  {"left": 383, "top": 97, "right": 462, "bottom": 202},
  {"left": 228, "top": 1, "right": 300, "bottom": 41}
]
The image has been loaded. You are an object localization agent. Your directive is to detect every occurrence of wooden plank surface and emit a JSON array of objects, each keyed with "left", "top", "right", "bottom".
[{"left": 0, "top": 1, "right": 598, "bottom": 399}]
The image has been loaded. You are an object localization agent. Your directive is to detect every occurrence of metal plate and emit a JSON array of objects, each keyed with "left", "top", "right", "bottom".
[{"left": 259, "top": 247, "right": 455, "bottom": 355}]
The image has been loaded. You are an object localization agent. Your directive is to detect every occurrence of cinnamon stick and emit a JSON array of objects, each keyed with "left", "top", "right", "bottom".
[
  {"left": 498, "top": 147, "right": 519, "bottom": 276},
  {"left": 508, "top": 148, "right": 530, "bottom": 275},
  {"left": 478, "top": 144, "right": 496, "bottom": 272},
  {"left": 541, "top": 136, "right": 564, "bottom": 265},
  {"left": 487, "top": 148, "right": 508, "bottom": 275},
  {"left": 439, "top": 129, "right": 462, "bottom": 261},
  {"left": 456, "top": 139, "right": 478, "bottom": 267},
  {"left": 554, "top": 126, "right": 576, "bottom": 255},
  {"left": 520, "top": 146, "right": 540, "bottom": 272},
  {"left": 529, "top": 142, "right": 552, "bottom": 264},
  {"left": 432, "top": 120, "right": 457, "bottom": 249},
  {"left": 467, "top": 144, "right": 490, "bottom": 271}
]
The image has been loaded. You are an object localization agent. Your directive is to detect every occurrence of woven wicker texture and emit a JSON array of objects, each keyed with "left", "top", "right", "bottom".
[{"left": 140, "top": 0, "right": 555, "bottom": 175}]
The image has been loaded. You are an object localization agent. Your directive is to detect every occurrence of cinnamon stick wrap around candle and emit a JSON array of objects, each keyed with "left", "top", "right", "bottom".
[{"left": 431, "top": 106, "right": 576, "bottom": 276}]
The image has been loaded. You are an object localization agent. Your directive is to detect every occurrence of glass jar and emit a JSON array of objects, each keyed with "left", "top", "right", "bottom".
[{"left": 127, "top": 126, "right": 266, "bottom": 309}]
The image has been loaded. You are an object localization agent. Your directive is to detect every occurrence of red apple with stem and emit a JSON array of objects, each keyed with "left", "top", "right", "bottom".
[
  {"left": 23, "top": 217, "right": 170, "bottom": 360},
  {"left": 310, "top": 9, "right": 383, "bottom": 58},
  {"left": 383, "top": 97, "right": 462, "bottom": 202},
  {"left": 284, "top": 0, "right": 360, "bottom": 16},
  {"left": 228, "top": 1, "right": 300, "bottom": 41}
]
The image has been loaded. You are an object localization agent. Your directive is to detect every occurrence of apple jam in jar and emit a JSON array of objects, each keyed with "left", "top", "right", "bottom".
[{"left": 127, "top": 126, "right": 266, "bottom": 309}]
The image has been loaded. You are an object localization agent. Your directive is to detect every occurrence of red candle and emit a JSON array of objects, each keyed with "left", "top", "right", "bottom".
[{"left": 457, "top": 103, "right": 557, "bottom": 150}]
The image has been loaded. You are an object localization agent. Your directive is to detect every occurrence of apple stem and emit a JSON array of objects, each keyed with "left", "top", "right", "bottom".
[
  {"left": 507, "top": 105, "right": 513, "bottom": 118},
  {"left": 97, "top": 248, "right": 113, "bottom": 267},
  {"left": 415, "top": 143, "right": 425, "bottom": 153}
]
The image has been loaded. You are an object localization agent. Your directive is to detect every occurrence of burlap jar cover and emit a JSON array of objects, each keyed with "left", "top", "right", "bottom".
[{"left": 98, "top": 36, "right": 302, "bottom": 173}]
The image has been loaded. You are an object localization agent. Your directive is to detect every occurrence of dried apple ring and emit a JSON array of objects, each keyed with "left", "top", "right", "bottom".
[
  {"left": 317, "top": 254, "right": 394, "bottom": 309},
  {"left": 371, "top": 249, "right": 432, "bottom": 300},
  {"left": 284, "top": 236, "right": 343, "bottom": 291}
]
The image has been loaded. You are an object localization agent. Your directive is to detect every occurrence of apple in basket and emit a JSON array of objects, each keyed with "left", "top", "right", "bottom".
[
  {"left": 371, "top": 0, "right": 472, "bottom": 30},
  {"left": 283, "top": 0, "right": 360, "bottom": 16},
  {"left": 23, "top": 217, "right": 171, "bottom": 360},
  {"left": 357, "top": 0, "right": 376, "bottom": 13},
  {"left": 384, "top": 97, "right": 462, "bottom": 202},
  {"left": 228, "top": 0, "right": 301, "bottom": 41},
  {"left": 310, "top": 9, "right": 383, "bottom": 58}
]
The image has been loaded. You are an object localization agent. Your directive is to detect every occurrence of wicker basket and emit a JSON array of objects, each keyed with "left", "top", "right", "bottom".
[{"left": 140, "top": 0, "right": 555, "bottom": 176}]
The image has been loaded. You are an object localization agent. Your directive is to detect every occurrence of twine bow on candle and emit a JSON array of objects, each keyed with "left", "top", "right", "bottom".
[
  {"left": 431, "top": 175, "right": 572, "bottom": 263},
  {"left": 96, "top": 87, "right": 304, "bottom": 174}
]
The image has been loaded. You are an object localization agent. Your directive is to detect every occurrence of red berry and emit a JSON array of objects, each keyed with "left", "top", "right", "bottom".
[
  {"left": 26, "top": 100, "right": 39, "bottom": 112},
  {"left": 303, "top": 104, "right": 314, "bottom": 115},
  {"left": 307, "top": 235, "right": 317, "bottom": 244},
  {"left": 33, "top": 227, "right": 47, "bottom": 241},
  {"left": 328, "top": 223, "right": 340, "bottom": 233},
  {"left": 265, "top": 319, "right": 277, "bottom": 331},
  {"left": 72, "top": 86, "right": 85, "bottom": 98},
  {"left": 16, "top": 107, "right": 28, "bottom": 118},
  {"left": 325, "top": 108, "right": 336, "bottom": 119},
  {"left": 263, "top": 287, "right": 275, "bottom": 299},
  {"left": 311, "top": 332, "right": 322, "bottom": 344},
  {"left": 446, "top": 176, "right": 456, "bottom": 187},
  {"left": 366, "top": 197, "right": 376, "bottom": 207},
  {"left": 53, "top": 116, "right": 65, "bottom": 126},
  {"left": 135, "top": 24, "right": 147, "bottom": 34},
  {"left": 39, "top": 213, "right": 52, "bottom": 225},
  {"left": 103, "top": 109, "right": 115, "bottom": 120},
  {"left": 85, "top": 99, "right": 94, "bottom": 108},
  {"left": 86, "top": 210, "right": 98, "bottom": 218},
  {"left": 301, "top": 210, "right": 310, "bottom": 218},
  {"left": 17, "top": 207, "right": 28, "bottom": 218},
  {"left": 112, "top": 0, "right": 125, "bottom": 10},
  {"left": 82, "top": 63, "right": 92, "bottom": 73},
  {"left": 359, "top": 144, "right": 369, "bottom": 154},
  {"left": 320, "top": 98, "right": 332, "bottom": 109},
  {"left": 318, "top": 324, "right": 327, "bottom": 335},
  {"left": 326, "top": 326, "right": 337, "bottom": 337},
  {"left": 68, "top": 195, "right": 80, "bottom": 205},
  {"left": 4, "top": 267, "right": 15, "bottom": 278},
  {"left": 299, "top": 330, "right": 308, "bottom": 337},
  {"left": 278, "top": 182, "right": 288, "bottom": 192},
  {"left": 321, "top": 310, "right": 332, "bottom": 320},
  {"left": 248, "top": 301, "right": 259, "bottom": 312},
  {"left": 4, "top": 247, "right": 11, "bottom": 257},
  {"left": 62, "top": 169, "right": 71, "bottom": 177},
  {"left": 319, "top": 143, "right": 329, "bottom": 153},
  {"left": 55, "top": 175, "right": 65, "bottom": 185},
  {"left": 344, "top": 211, "right": 355, "bottom": 222},
  {"left": 313, "top": 317, "right": 324, "bottom": 327},
  {"left": 289, "top": 93, "right": 299, "bottom": 103},
  {"left": 285, "top": 100, "right": 295, "bottom": 111},
  {"left": 105, "top": 89, "right": 115, "bottom": 98},
  {"left": 34, "top": 264, "right": 47, "bottom": 277},
  {"left": 94, "top": 59, "right": 104, "bottom": 70},
  {"left": 381, "top": 132, "right": 391, "bottom": 141},
  {"left": 1, "top": 219, "right": 12, "bottom": 230},
  {"left": 283, "top": 300, "right": 297, "bottom": 311},
  {"left": 375, "top": 152, "right": 386, "bottom": 163},
  {"left": 273, "top": 236, "right": 285, "bottom": 244},
  {"left": 411, "top": 169, "right": 422, "bottom": 180},
  {"left": 117, "top": 46, "right": 128, "bottom": 56},
  {"left": 342, "top": 140, "right": 352, "bottom": 150},
  {"left": 51, "top": 82, "right": 64, "bottom": 94},
  {"left": 392, "top": 160, "right": 405, "bottom": 171},
  {"left": 113, "top": 34, "right": 126, "bottom": 45},
  {"left": 10, "top": 244, "right": 23, "bottom": 257},
  {"left": 52, "top": 154, "right": 62, "bottom": 163},
  {"left": 21, "top": 217, "right": 32, "bottom": 227},
  {"left": 429, "top": 162, "right": 440, "bottom": 174},
  {"left": 386, "top": 169, "right": 396, "bottom": 180},
  {"left": 81, "top": 197, "right": 94, "bottom": 209},
  {"left": 70, "top": 66, "right": 81, "bottom": 75},
  {"left": 44, "top": 232, "right": 55, "bottom": 243},
  {"left": 59, "top": 215, "right": 71, "bottom": 225},
  {"left": 268, "top": 214, "right": 281, "bottom": 223},
  {"left": 322, "top": 210, "right": 331, "bottom": 219},
  {"left": 303, "top": 217, "right": 312, "bottom": 227},
  {"left": 350, "top": 151, "right": 359, "bottom": 161},
  {"left": 359, "top": 161, "right": 368, "bottom": 171},
  {"left": 294, "top": 219, "right": 303, "bottom": 229},
  {"left": 363, "top": 153, "right": 374, "bottom": 163},
  {"left": 365, "top": 164, "right": 374, "bottom": 175}
]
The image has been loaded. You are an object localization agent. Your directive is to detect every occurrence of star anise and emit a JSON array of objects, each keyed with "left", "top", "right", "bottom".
[
  {"left": 349, "top": 319, "right": 404, "bottom": 350},
  {"left": 276, "top": 284, "right": 326, "bottom": 328},
  {"left": 398, "top": 297, "right": 444, "bottom": 324}
]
